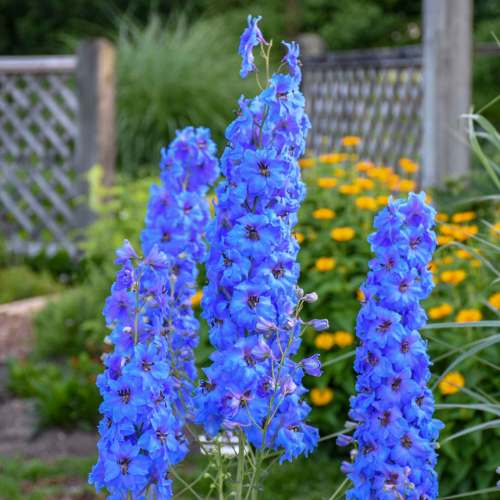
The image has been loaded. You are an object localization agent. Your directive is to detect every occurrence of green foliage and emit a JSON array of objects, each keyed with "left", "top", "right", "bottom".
[
  {"left": 115, "top": 13, "right": 252, "bottom": 170},
  {"left": 0, "top": 265, "right": 62, "bottom": 304}
]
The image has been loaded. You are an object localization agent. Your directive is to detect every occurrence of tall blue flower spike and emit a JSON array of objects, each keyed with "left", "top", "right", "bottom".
[
  {"left": 90, "top": 127, "right": 219, "bottom": 499},
  {"left": 341, "top": 192, "right": 443, "bottom": 500},
  {"left": 195, "top": 18, "right": 320, "bottom": 463}
]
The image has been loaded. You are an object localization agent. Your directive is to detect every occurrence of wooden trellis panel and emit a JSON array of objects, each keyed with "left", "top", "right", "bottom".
[
  {"left": 0, "top": 41, "right": 115, "bottom": 256},
  {"left": 0, "top": 57, "right": 79, "bottom": 255},
  {"left": 302, "top": 46, "right": 423, "bottom": 168}
]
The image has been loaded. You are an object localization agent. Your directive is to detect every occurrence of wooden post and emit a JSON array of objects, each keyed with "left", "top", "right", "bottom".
[
  {"left": 422, "top": 0, "right": 472, "bottom": 187},
  {"left": 75, "top": 39, "right": 116, "bottom": 189}
]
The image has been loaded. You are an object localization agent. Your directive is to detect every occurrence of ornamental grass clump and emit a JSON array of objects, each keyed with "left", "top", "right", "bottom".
[
  {"left": 90, "top": 128, "right": 218, "bottom": 498},
  {"left": 196, "top": 15, "right": 322, "bottom": 476},
  {"left": 341, "top": 192, "right": 444, "bottom": 499}
]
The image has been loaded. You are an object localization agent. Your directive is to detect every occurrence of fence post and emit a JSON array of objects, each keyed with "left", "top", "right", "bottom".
[
  {"left": 422, "top": 0, "right": 472, "bottom": 187},
  {"left": 75, "top": 38, "right": 116, "bottom": 194}
]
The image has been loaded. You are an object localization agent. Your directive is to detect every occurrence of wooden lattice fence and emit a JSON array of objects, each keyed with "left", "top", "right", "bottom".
[
  {"left": 302, "top": 46, "right": 423, "bottom": 167},
  {"left": 0, "top": 40, "right": 115, "bottom": 256}
]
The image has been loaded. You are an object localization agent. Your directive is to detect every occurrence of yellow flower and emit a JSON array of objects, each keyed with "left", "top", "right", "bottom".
[
  {"left": 452, "top": 211, "right": 476, "bottom": 223},
  {"left": 428, "top": 262, "right": 437, "bottom": 274},
  {"left": 376, "top": 195, "right": 389, "bottom": 206},
  {"left": 191, "top": 290, "right": 203, "bottom": 307},
  {"left": 428, "top": 303, "right": 453, "bottom": 320},
  {"left": 455, "top": 249, "right": 472, "bottom": 259},
  {"left": 471, "top": 259, "right": 481, "bottom": 268},
  {"left": 317, "top": 177, "right": 337, "bottom": 189},
  {"left": 366, "top": 166, "right": 392, "bottom": 181},
  {"left": 310, "top": 387, "right": 334, "bottom": 406},
  {"left": 294, "top": 232, "right": 305, "bottom": 244},
  {"left": 488, "top": 292, "right": 500, "bottom": 309},
  {"left": 331, "top": 227, "right": 355, "bottom": 241},
  {"left": 436, "top": 213, "right": 449, "bottom": 222},
  {"left": 341, "top": 135, "right": 361, "bottom": 147},
  {"left": 355, "top": 161, "right": 373, "bottom": 172},
  {"left": 333, "top": 331, "right": 354, "bottom": 348},
  {"left": 339, "top": 184, "right": 360, "bottom": 195},
  {"left": 437, "top": 235, "right": 453, "bottom": 245},
  {"left": 356, "top": 289, "right": 365, "bottom": 302},
  {"left": 399, "top": 157, "right": 419, "bottom": 173},
  {"left": 312, "top": 208, "right": 336, "bottom": 220},
  {"left": 442, "top": 256, "right": 454, "bottom": 265},
  {"left": 315, "top": 257, "right": 336, "bottom": 272},
  {"left": 299, "top": 158, "right": 316, "bottom": 168},
  {"left": 491, "top": 222, "right": 500, "bottom": 236},
  {"left": 397, "top": 179, "right": 417, "bottom": 192},
  {"left": 440, "top": 270, "right": 466, "bottom": 285},
  {"left": 315, "top": 333, "right": 336, "bottom": 350},
  {"left": 354, "top": 178, "right": 375, "bottom": 190},
  {"left": 455, "top": 308, "right": 482, "bottom": 323},
  {"left": 355, "top": 196, "right": 378, "bottom": 211},
  {"left": 439, "top": 372, "right": 465, "bottom": 395},
  {"left": 319, "top": 153, "right": 347, "bottom": 164}
]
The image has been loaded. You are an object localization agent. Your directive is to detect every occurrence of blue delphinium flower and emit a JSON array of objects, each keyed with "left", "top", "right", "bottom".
[
  {"left": 196, "top": 22, "right": 320, "bottom": 463},
  {"left": 90, "top": 127, "right": 218, "bottom": 499},
  {"left": 341, "top": 192, "right": 444, "bottom": 500},
  {"left": 239, "top": 15, "right": 268, "bottom": 78}
]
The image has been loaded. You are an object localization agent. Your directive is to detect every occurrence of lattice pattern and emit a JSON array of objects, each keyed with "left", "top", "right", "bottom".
[
  {"left": 302, "top": 58, "right": 423, "bottom": 167},
  {"left": 0, "top": 66, "right": 79, "bottom": 255}
]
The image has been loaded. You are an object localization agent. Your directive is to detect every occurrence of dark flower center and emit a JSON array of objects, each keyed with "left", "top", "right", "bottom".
[
  {"left": 142, "top": 360, "right": 153, "bottom": 372},
  {"left": 416, "top": 395, "right": 424, "bottom": 407},
  {"left": 244, "top": 353, "right": 256, "bottom": 366},
  {"left": 399, "top": 281, "right": 409, "bottom": 293},
  {"left": 410, "top": 236, "right": 421, "bottom": 249},
  {"left": 247, "top": 295, "right": 259, "bottom": 308},
  {"left": 377, "top": 319, "right": 392, "bottom": 333},
  {"left": 401, "top": 340, "right": 410, "bottom": 353},
  {"left": 367, "top": 352, "right": 379, "bottom": 366},
  {"left": 162, "top": 232, "right": 171, "bottom": 242},
  {"left": 119, "top": 457, "right": 131, "bottom": 475},
  {"left": 391, "top": 377, "right": 402, "bottom": 392},
  {"left": 118, "top": 387, "right": 131, "bottom": 404},
  {"left": 363, "top": 443, "right": 375, "bottom": 455},
  {"left": 245, "top": 225, "right": 260, "bottom": 241},
  {"left": 156, "top": 429, "right": 168, "bottom": 443},
  {"left": 258, "top": 161, "right": 270, "bottom": 177},
  {"left": 379, "top": 410, "right": 391, "bottom": 427},
  {"left": 272, "top": 264, "right": 285, "bottom": 279},
  {"left": 401, "top": 435, "right": 413, "bottom": 449},
  {"left": 201, "top": 380, "right": 216, "bottom": 393},
  {"left": 385, "top": 257, "right": 395, "bottom": 270}
]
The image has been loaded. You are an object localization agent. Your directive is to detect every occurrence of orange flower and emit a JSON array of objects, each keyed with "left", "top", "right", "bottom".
[
  {"left": 455, "top": 249, "right": 472, "bottom": 259},
  {"left": 315, "top": 333, "right": 336, "bottom": 350},
  {"left": 339, "top": 184, "right": 360, "bottom": 195},
  {"left": 355, "top": 196, "right": 378, "bottom": 211},
  {"left": 310, "top": 387, "right": 334, "bottom": 406},
  {"left": 333, "top": 331, "right": 354, "bottom": 348},
  {"left": 428, "top": 303, "right": 453, "bottom": 320},
  {"left": 313, "top": 208, "right": 336, "bottom": 220},
  {"left": 455, "top": 308, "right": 482, "bottom": 323},
  {"left": 452, "top": 211, "right": 476, "bottom": 223},
  {"left": 399, "top": 157, "right": 419, "bottom": 173},
  {"left": 488, "top": 292, "right": 500, "bottom": 309},
  {"left": 315, "top": 257, "right": 336, "bottom": 272},
  {"left": 341, "top": 135, "right": 361, "bottom": 147},
  {"left": 331, "top": 227, "right": 355, "bottom": 241},
  {"left": 294, "top": 232, "right": 305, "bottom": 244},
  {"left": 299, "top": 158, "right": 316, "bottom": 168},
  {"left": 397, "top": 179, "right": 416, "bottom": 192},
  {"left": 376, "top": 195, "right": 389, "bottom": 206},
  {"left": 355, "top": 161, "right": 373, "bottom": 172},
  {"left": 439, "top": 372, "right": 465, "bottom": 395},
  {"left": 356, "top": 289, "right": 365, "bottom": 302},
  {"left": 354, "top": 178, "right": 375, "bottom": 190},
  {"left": 191, "top": 290, "right": 203, "bottom": 307},
  {"left": 317, "top": 177, "right": 337, "bottom": 189},
  {"left": 436, "top": 213, "right": 449, "bottom": 222},
  {"left": 440, "top": 270, "right": 466, "bottom": 285},
  {"left": 333, "top": 167, "right": 346, "bottom": 178},
  {"left": 319, "top": 153, "right": 347, "bottom": 164},
  {"left": 437, "top": 235, "right": 453, "bottom": 245}
]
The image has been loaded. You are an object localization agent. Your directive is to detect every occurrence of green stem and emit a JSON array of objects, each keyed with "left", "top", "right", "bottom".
[
  {"left": 216, "top": 441, "right": 224, "bottom": 500},
  {"left": 235, "top": 430, "right": 245, "bottom": 500}
]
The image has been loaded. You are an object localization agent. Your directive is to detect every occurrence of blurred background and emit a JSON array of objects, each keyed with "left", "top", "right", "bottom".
[{"left": 0, "top": 1, "right": 499, "bottom": 499}]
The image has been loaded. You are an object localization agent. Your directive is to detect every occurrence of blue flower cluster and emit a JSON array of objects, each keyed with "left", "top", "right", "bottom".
[
  {"left": 90, "top": 128, "right": 218, "bottom": 498},
  {"left": 342, "top": 192, "right": 444, "bottom": 499},
  {"left": 196, "top": 17, "right": 319, "bottom": 463}
]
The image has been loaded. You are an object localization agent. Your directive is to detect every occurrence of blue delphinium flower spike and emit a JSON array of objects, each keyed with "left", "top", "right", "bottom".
[
  {"left": 90, "top": 127, "right": 218, "bottom": 499},
  {"left": 342, "top": 192, "right": 444, "bottom": 500},
  {"left": 196, "top": 21, "right": 319, "bottom": 463},
  {"left": 239, "top": 15, "right": 268, "bottom": 78}
]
